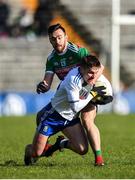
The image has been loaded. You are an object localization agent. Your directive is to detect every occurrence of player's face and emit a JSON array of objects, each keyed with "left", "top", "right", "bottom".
[
  {"left": 49, "top": 29, "right": 68, "bottom": 53},
  {"left": 83, "top": 66, "right": 99, "bottom": 84}
]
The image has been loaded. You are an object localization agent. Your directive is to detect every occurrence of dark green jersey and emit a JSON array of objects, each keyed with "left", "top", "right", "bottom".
[{"left": 46, "top": 42, "right": 89, "bottom": 80}]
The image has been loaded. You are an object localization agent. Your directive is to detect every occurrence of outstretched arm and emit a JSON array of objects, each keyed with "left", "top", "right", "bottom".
[{"left": 36, "top": 73, "right": 54, "bottom": 94}]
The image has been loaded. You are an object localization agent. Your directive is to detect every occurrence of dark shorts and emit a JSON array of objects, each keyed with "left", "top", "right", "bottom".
[{"left": 37, "top": 103, "right": 80, "bottom": 136}]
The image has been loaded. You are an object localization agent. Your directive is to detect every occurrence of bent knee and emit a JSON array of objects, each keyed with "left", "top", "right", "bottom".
[
  {"left": 78, "top": 146, "right": 88, "bottom": 155},
  {"left": 35, "top": 150, "right": 43, "bottom": 157},
  {"left": 33, "top": 148, "right": 43, "bottom": 157}
]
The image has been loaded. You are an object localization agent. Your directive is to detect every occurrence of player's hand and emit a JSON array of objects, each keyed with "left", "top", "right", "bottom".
[
  {"left": 36, "top": 81, "right": 49, "bottom": 94},
  {"left": 91, "top": 94, "right": 113, "bottom": 105},
  {"left": 90, "top": 85, "right": 106, "bottom": 98}
]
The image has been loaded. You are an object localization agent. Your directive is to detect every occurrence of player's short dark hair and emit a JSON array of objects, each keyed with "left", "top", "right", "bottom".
[
  {"left": 80, "top": 55, "right": 101, "bottom": 69},
  {"left": 48, "top": 23, "right": 66, "bottom": 35}
]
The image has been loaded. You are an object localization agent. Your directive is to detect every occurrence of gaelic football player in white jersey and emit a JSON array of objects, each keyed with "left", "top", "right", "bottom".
[
  {"left": 36, "top": 23, "right": 106, "bottom": 166},
  {"left": 24, "top": 55, "right": 113, "bottom": 166}
]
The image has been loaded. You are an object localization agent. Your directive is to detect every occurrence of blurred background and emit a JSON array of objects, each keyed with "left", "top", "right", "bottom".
[{"left": 0, "top": 0, "right": 135, "bottom": 116}]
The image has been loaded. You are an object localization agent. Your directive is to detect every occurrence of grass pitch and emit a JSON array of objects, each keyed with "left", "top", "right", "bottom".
[{"left": 0, "top": 114, "right": 135, "bottom": 179}]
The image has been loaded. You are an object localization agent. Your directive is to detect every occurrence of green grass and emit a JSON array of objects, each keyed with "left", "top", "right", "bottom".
[{"left": 0, "top": 114, "right": 135, "bottom": 178}]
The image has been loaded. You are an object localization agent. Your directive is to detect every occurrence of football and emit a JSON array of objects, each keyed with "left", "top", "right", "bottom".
[
  {"left": 94, "top": 79, "right": 112, "bottom": 96},
  {"left": 91, "top": 75, "right": 113, "bottom": 105}
]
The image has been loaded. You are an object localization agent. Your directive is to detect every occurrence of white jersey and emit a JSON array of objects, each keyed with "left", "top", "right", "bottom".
[
  {"left": 51, "top": 67, "right": 93, "bottom": 120},
  {"left": 51, "top": 67, "right": 113, "bottom": 120}
]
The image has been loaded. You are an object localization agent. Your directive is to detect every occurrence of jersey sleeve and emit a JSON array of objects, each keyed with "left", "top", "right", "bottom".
[
  {"left": 65, "top": 75, "right": 93, "bottom": 113},
  {"left": 78, "top": 47, "right": 90, "bottom": 59},
  {"left": 65, "top": 76, "right": 80, "bottom": 103}
]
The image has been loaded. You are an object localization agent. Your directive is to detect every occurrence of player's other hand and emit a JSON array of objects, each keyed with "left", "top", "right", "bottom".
[
  {"left": 90, "top": 85, "right": 106, "bottom": 98},
  {"left": 36, "top": 81, "right": 49, "bottom": 94}
]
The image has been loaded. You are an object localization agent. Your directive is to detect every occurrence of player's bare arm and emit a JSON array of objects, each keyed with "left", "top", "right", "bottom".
[{"left": 36, "top": 73, "right": 54, "bottom": 94}]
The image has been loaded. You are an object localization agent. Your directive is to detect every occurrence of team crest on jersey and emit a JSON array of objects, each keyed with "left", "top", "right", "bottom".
[
  {"left": 54, "top": 62, "right": 59, "bottom": 66},
  {"left": 69, "top": 56, "right": 73, "bottom": 60},
  {"left": 79, "top": 88, "right": 89, "bottom": 99},
  {"left": 60, "top": 58, "right": 66, "bottom": 67},
  {"left": 68, "top": 56, "right": 74, "bottom": 63}
]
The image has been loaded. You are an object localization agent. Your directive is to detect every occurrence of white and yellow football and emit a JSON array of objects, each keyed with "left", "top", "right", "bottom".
[{"left": 91, "top": 75, "right": 113, "bottom": 105}]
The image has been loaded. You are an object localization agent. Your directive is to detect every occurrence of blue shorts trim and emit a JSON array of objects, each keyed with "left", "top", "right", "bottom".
[{"left": 37, "top": 103, "right": 80, "bottom": 136}]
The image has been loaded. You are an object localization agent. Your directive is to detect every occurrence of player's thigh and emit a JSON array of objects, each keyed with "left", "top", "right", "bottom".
[
  {"left": 32, "top": 131, "right": 49, "bottom": 156},
  {"left": 81, "top": 102, "right": 97, "bottom": 124},
  {"left": 36, "top": 106, "right": 46, "bottom": 126},
  {"left": 62, "top": 123, "right": 88, "bottom": 148},
  {"left": 81, "top": 102, "right": 96, "bottom": 113}
]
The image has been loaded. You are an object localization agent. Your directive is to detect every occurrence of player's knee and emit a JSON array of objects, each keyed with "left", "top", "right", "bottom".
[
  {"left": 78, "top": 145, "right": 88, "bottom": 155},
  {"left": 33, "top": 149, "right": 43, "bottom": 157},
  {"left": 36, "top": 151, "right": 42, "bottom": 157}
]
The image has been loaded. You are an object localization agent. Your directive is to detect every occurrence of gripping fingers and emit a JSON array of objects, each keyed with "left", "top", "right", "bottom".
[
  {"left": 91, "top": 85, "right": 106, "bottom": 97},
  {"left": 93, "top": 86, "right": 106, "bottom": 91},
  {"left": 36, "top": 82, "right": 48, "bottom": 94}
]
